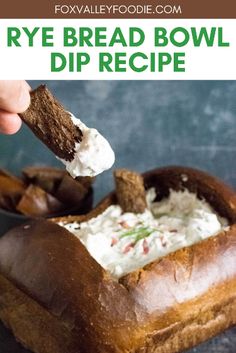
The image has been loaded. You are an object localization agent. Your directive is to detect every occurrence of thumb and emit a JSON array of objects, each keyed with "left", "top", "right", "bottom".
[{"left": 0, "top": 80, "right": 31, "bottom": 114}]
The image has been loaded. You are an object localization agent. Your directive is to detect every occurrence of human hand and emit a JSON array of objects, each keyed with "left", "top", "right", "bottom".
[{"left": 0, "top": 80, "right": 31, "bottom": 134}]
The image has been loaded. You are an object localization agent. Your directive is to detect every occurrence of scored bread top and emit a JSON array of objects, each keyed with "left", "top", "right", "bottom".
[{"left": 0, "top": 166, "right": 236, "bottom": 353}]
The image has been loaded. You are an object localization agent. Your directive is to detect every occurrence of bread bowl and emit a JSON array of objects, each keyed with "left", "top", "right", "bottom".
[{"left": 0, "top": 166, "right": 235, "bottom": 353}]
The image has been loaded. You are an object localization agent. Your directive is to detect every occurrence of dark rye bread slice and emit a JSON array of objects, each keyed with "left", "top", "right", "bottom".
[
  {"left": 19, "top": 85, "right": 83, "bottom": 161},
  {"left": 114, "top": 169, "right": 147, "bottom": 213}
]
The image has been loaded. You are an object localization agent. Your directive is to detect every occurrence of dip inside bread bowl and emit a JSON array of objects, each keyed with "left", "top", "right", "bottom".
[{"left": 54, "top": 166, "right": 236, "bottom": 280}]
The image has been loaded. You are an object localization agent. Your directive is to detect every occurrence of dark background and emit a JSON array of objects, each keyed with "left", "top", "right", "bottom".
[{"left": 0, "top": 80, "right": 236, "bottom": 352}]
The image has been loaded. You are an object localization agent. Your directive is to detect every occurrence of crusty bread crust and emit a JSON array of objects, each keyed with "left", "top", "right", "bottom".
[
  {"left": 0, "top": 166, "right": 235, "bottom": 353},
  {"left": 0, "top": 274, "right": 79, "bottom": 353}
]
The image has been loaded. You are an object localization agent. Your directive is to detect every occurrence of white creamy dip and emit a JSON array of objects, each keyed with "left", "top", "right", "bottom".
[
  {"left": 60, "top": 189, "right": 228, "bottom": 278},
  {"left": 59, "top": 113, "right": 115, "bottom": 178}
]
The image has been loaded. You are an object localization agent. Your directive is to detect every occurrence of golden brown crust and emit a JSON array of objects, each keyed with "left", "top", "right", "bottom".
[
  {"left": 114, "top": 169, "right": 147, "bottom": 213},
  {"left": 142, "top": 166, "right": 236, "bottom": 222},
  {"left": 0, "top": 220, "right": 145, "bottom": 353},
  {"left": 19, "top": 85, "right": 83, "bottom": 161},
  {"left": 135, "top": 294, "right": 236, "bottom": 353},
  {"left": 0, "top": 166, "right": 235, "bottom": 353},
  {"left": 0, "top": 274, "right": 80, "bottom": 353},
  {"left": 120, "top": 227, "right": 236, "bottom": 318}
]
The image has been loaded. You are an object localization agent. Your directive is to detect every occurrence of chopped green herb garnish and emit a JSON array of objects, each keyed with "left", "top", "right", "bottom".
[{"left": 120, "top": 226, "right": 155, "bottom": 244}]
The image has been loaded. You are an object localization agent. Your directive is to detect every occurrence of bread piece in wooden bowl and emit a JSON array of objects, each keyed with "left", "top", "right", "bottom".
[{"left": 0, "top": 166, "right": 235, "bottom": 353}]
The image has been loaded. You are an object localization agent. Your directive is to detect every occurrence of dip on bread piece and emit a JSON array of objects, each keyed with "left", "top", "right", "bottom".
[{"left": 20, "top": 85, "right": 115, "bottom": 178}]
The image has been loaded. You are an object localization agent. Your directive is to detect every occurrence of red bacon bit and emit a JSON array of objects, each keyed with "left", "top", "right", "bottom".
[
  {"left": 111, "top": 237, "right": 118, "bottom": 247},
  {"left": 170, "top": 229, "right": 177, "bottom": 233},
  {"left": 143, "top": 239, "right": 149, "bottom": 254},
  {"left": 119, "top": 221, "right": 131, "bottom": 229},
  {"left": 123, "top": 242, "right": 135, "bottom": 254}
]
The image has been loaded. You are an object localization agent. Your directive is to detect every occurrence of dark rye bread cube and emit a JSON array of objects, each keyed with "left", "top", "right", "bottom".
[
  {"left": 76, "top": 176, "right": 95, "bottom": 190},
  {"left": 0, "top": 172, "right": 26, "bottom": 211},
  {"left": 55, "top": 174, "right": 88, "bottom": 206},
  {"left": 114, "top": 169, "right": 147, "bottom": 213},
  {"left": 22, "top": 166, "right": 67, "bottom": 194},
  {"left": 16, "top": 184, "right": 64, "bottom": 217},
  {"left": 19, "top": 85, "right": 83, "bottom": 162}
]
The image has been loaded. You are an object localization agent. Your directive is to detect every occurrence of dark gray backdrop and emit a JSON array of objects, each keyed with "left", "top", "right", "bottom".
[{"left": 0, "top": 80, "right": 236, "bottom": 352}]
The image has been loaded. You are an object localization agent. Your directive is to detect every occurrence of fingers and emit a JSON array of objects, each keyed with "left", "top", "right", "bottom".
[
  {"left": 0, "top": 80, "right": 31, "bottom": 114},
  {"left": 0, "top": 110, "right": 22, "bottom": 135},
  {"left": 0, "top": 80, "right": 30, "bottom": 134}
]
